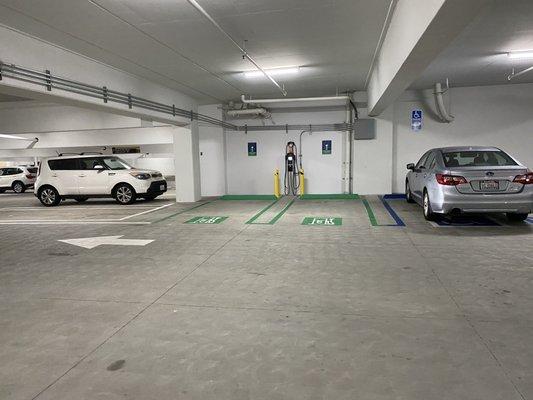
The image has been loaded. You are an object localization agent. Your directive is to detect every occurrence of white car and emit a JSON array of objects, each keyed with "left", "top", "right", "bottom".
[
  {"left": 34, "top": 155, "right": 167, "bottom": 206},
  {"left": 0, "top": 166, "right": 38, "bottom": 194}
]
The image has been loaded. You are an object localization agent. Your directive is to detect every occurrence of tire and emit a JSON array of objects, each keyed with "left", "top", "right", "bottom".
[
  {"left": 0, "top": 189, "right": 5, "bottom": 194},
  {"left": 506, "top": 213, "right": 528, "bottom": 222},
  {"left": 12, "top": 181, "right": 26, "bottom": 194},
  {"left": 38, "top": 186, "right": 61, "bottom": 207},
  {"left": 75, "top": 197, "right": 89, "bottom": 203},
  {"left": 114, "top": 183, "right": 136, "bottom": 205},
  {"left": 423, "top": 190, "right": 436, "bottom": 221},
  {"left": 405, "top": 180, "right": 415, "bottom": 203}
]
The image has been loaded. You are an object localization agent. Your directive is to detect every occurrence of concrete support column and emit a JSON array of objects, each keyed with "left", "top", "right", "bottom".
[{"left": 174, "top": 123, "right": 202, "bottom": 203}]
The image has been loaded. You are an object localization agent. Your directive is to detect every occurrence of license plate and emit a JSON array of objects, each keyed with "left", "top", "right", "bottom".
[
  {"left": 160, "top": 184, "right": 165, "bottom": 191},
  {"left": 480, "top": 180, "right": 499, "bottom": 190}
]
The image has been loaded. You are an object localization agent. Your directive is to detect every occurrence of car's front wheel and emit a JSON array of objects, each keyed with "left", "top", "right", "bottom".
[
  {"left": 114, "top": 184, "right": 136, "bottom": 205},
  {"left": 405, "top": 180, "right": 414, "bottom": 203},
  {"left": 38, "top": 186, "right": 61, "bottom": 207},
  {"left": 12, "top": 181, "right": 26, "bottom": 194},
  {"left": 506, "top": 213, "right": 528, "bottom": 222},
  {"left": 423, "top": 190, "right": 436, "bottom": 221}
]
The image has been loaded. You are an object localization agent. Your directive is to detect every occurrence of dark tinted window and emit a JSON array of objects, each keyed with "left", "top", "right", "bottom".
[
  {"left": 48, "top": 159, "right": 78, "bottom": 170},
  {"left": 2, "top": 168, "right": 23, "bottom": 175},
  {"left": 442, "top": 151, "right": 517, "bottom": 167},
  {"left": 78, "top": 158, "right": 106, "bottom": 170},
  {"left": 416, "top": 152, "right": 430, "bottom": 169},
  {"left": 424, "top": 153, "right": 436, "bottom": 169},
  {"left": 27, "top": 167, "right": 38, "bottom": 174}
]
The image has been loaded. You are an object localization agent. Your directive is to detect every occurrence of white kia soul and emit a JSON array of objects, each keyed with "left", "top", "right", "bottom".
[{"left": 35, "top": 155, "right": 167, "bottom": 206}]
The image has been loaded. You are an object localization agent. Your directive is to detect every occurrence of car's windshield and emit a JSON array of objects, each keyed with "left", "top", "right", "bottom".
[
  {"left": 442, "top": 150, "right": 518, "bottom": 168},
  {"left": 101, "top": 157, "right": 133, "bottom": 170}
]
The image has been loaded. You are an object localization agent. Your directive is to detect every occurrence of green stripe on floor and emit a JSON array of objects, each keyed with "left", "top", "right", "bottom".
[
  {"left": 152, "top": 201, "right": 212, "bottom": 223},
  {"left": 299, "top": 194, "right": 360, "bottom": 200},
  {"left": 220, "top": 195, "right": 279, "bottom": 200},
  {"left": 268, "top": 198, "right": 295, "bottom": 224},
  {"left": 245, "top": 199, "right": 279, "bottom": 224},
  {"left": 361, "top": 198, "right": 378, "bottom": 226}
]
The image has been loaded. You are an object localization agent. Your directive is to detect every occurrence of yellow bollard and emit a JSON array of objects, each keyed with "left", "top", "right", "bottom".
[
  {"left": 274, "top": 169, "right": 281, "bottom": 198},
  {"left": 299, "top": 168, "right": 305, "bottom": 196}
]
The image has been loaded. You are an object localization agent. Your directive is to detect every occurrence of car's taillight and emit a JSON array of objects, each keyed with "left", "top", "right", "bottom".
[
  {"left": 26, "top": 174, "right": 34, "bottom": 179},
  {"left": 513, "top": 171, "right": 533, "bottom": 185},
  {"left": 436, "top": 174, "right": 467, "bottom": 186}
]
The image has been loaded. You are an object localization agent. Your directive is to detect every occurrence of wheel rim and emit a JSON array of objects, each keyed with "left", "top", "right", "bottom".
[
  {"left": 423, "top": 193, "right": 429, "bottom": 216},
  {"left": 14, "top": 183, "right": 23, "bottom": 193},
  {"left": 41, "top": 189, "right": 55, "bottom": 205},
  {"left": 116, "top": 186, "right": 132, "bottom": 203}
]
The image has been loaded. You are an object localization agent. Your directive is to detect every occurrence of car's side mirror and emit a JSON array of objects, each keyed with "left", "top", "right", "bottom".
[
  {"left": 94, "top": 165, "right": 105, "bottom": 171},
  {"left": 406, "top": 163, "right": 415, "bottom": 171}
]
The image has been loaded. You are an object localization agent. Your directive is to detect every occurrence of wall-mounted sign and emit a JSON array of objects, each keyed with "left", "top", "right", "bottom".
[
  {"left": 248, "top": 142, "right": 257, "bottom": 156},
  {"left": 411, "top": 110, "right": 423, "bottom": 132},
  {"left": 322, "top": 140, "right": 332, "bottom": 155},
  {"left": 112, "top": 146, "right": 141, "bottom": 154}
]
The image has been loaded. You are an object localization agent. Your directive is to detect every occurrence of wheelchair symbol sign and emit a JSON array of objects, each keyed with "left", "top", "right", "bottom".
[{"left": 411, "top": 109, "right": 423, "bottom": 131}]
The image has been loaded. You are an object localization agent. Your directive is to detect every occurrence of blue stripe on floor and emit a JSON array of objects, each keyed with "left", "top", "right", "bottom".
[{"left": 378, "top": 196, "right": 406, "bottom": 227}]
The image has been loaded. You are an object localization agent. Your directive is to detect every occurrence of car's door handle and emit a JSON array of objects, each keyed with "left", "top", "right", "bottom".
[
  {"left": 51, "top": 174, "right": 58, "bottom": 177},
  {"left": 108, "top": 172, "right": 116, "bottom": 176},
  {"left": 78, "top": 174, "right": 86, "bottom": 178}
]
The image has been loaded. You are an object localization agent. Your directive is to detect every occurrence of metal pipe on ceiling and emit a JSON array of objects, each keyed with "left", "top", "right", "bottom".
[
  {"left": 241, "top": 94, "right": 350, "bottom": 104},
  {"left": 186, "top": 0, "right": 287, "bottom": 96}
]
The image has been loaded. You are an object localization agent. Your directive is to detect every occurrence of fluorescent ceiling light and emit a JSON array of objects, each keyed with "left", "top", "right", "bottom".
[
  {"left": 508, "top": 51, "right": 533, "bottom": 60},
  {"left": 244, "top": 67, "right": 300, "bottom": 79}
]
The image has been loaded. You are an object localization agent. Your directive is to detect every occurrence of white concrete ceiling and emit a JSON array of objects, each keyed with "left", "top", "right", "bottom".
[
  {"left": 0, "top": 0, "right": 392, "bottom": 104},
  {"left": 413, "top": 0, "right": 533, "bottom": 89}
]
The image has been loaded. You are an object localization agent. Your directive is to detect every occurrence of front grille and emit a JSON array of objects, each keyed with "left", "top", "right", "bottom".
[{"left": 151, "top": 172, "right": 163, "bottom": 178}]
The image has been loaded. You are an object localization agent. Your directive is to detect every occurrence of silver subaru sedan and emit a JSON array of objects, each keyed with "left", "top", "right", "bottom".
[{"left": 405, "top": 146, "right": 533, "bottom": 221}]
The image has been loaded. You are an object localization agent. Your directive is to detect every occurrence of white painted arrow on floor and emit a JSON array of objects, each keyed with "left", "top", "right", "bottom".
[{"left": 58, "top": 235, "right": 154, "bottom": 249}]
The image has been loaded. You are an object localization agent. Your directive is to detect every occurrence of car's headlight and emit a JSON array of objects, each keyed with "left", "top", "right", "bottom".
[{"left": 129, "top": 172, "right": 151, "bottom": 180}]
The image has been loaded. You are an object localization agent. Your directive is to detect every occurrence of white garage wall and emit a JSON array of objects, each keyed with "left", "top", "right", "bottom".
[
  {"left": 225, "top": 110, "right": 347, "bottom": 195},
  {"left": 392, "top": 84, "right": 533, "bottom": 193}
]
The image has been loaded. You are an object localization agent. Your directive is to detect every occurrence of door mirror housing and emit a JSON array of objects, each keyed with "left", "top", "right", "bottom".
[
  {"left": 406, "top": 163, "right": 415, "bottom": 171},
  {"left": 93, "top": 164, "right": 105, "bottom": 171}
]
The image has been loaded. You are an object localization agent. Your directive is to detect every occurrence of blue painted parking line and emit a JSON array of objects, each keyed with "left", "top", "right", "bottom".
[
  {"left": 382, "top": 194, "right": 406, "bottom": 200},
  {"left": 378, "top": 196, "right": 406, "bottom": 227}
]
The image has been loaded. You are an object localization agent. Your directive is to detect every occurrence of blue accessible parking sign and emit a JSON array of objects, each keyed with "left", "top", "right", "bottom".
[{"left": 411, "top": 109, "right": 423, "bottom": 132}]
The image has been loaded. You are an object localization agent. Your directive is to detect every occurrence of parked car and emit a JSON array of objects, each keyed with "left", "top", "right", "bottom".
[
  {"left": 0, "top": 166, "right": 38, "bottom": 193},
  {"left": 34, "top": 155, "right": 167, "bottom": 206},
  {"left": 405, "top": 147, "right": 533, "bottom": 221}
]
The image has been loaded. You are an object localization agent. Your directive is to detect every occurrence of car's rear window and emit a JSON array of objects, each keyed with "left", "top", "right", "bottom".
[
  {"left": 442, "top": 151, "right": 518, "bottom": 167},
  {"left": 27, "top": 167, "right": 38, "bottom": 174}
]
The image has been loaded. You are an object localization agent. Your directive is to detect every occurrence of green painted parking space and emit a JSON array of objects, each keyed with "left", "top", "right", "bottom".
[
  {"left": 301, "top": 216, "right": 342, "bottom": 226},
  {"left": 185, "top": 216, "right": 228, "bottom": 224}
]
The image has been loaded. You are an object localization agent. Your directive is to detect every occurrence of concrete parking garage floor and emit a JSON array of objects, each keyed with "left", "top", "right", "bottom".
[{"left": 0, "top": 194, "right": 532, "bottom": 400}]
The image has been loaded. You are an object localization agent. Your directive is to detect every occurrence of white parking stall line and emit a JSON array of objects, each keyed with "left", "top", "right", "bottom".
[
  {"left": 0, "top": 220, "right": 151, "bottom": 225},
  {"left": 118, "top": 203, "right": 173, "bottom": 220}
]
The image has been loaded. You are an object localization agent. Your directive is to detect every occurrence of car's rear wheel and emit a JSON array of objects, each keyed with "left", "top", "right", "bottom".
[
  {"left": 423, "top": 190, "right": 436, "bottom": 221},
  {"left": 0, "top": 189, "right": 5, "bottom": 194},
  {"left": 38, "top": 186, "right": 61, "bottom": 207},
  {"left": 75, "top": 197, "right": 89, "bottom": 203},
  {"left": 405, "top": 180, "right": 414, "bottom": 203},
  {"left": 506, "top": 213, "right": 528, "bottom": 222},
  {"left": 12, "top": 181, "right": 26, "bottom": 194},
  {"left": 114, "top": 184, "right": 136, "bottom": 205}
]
